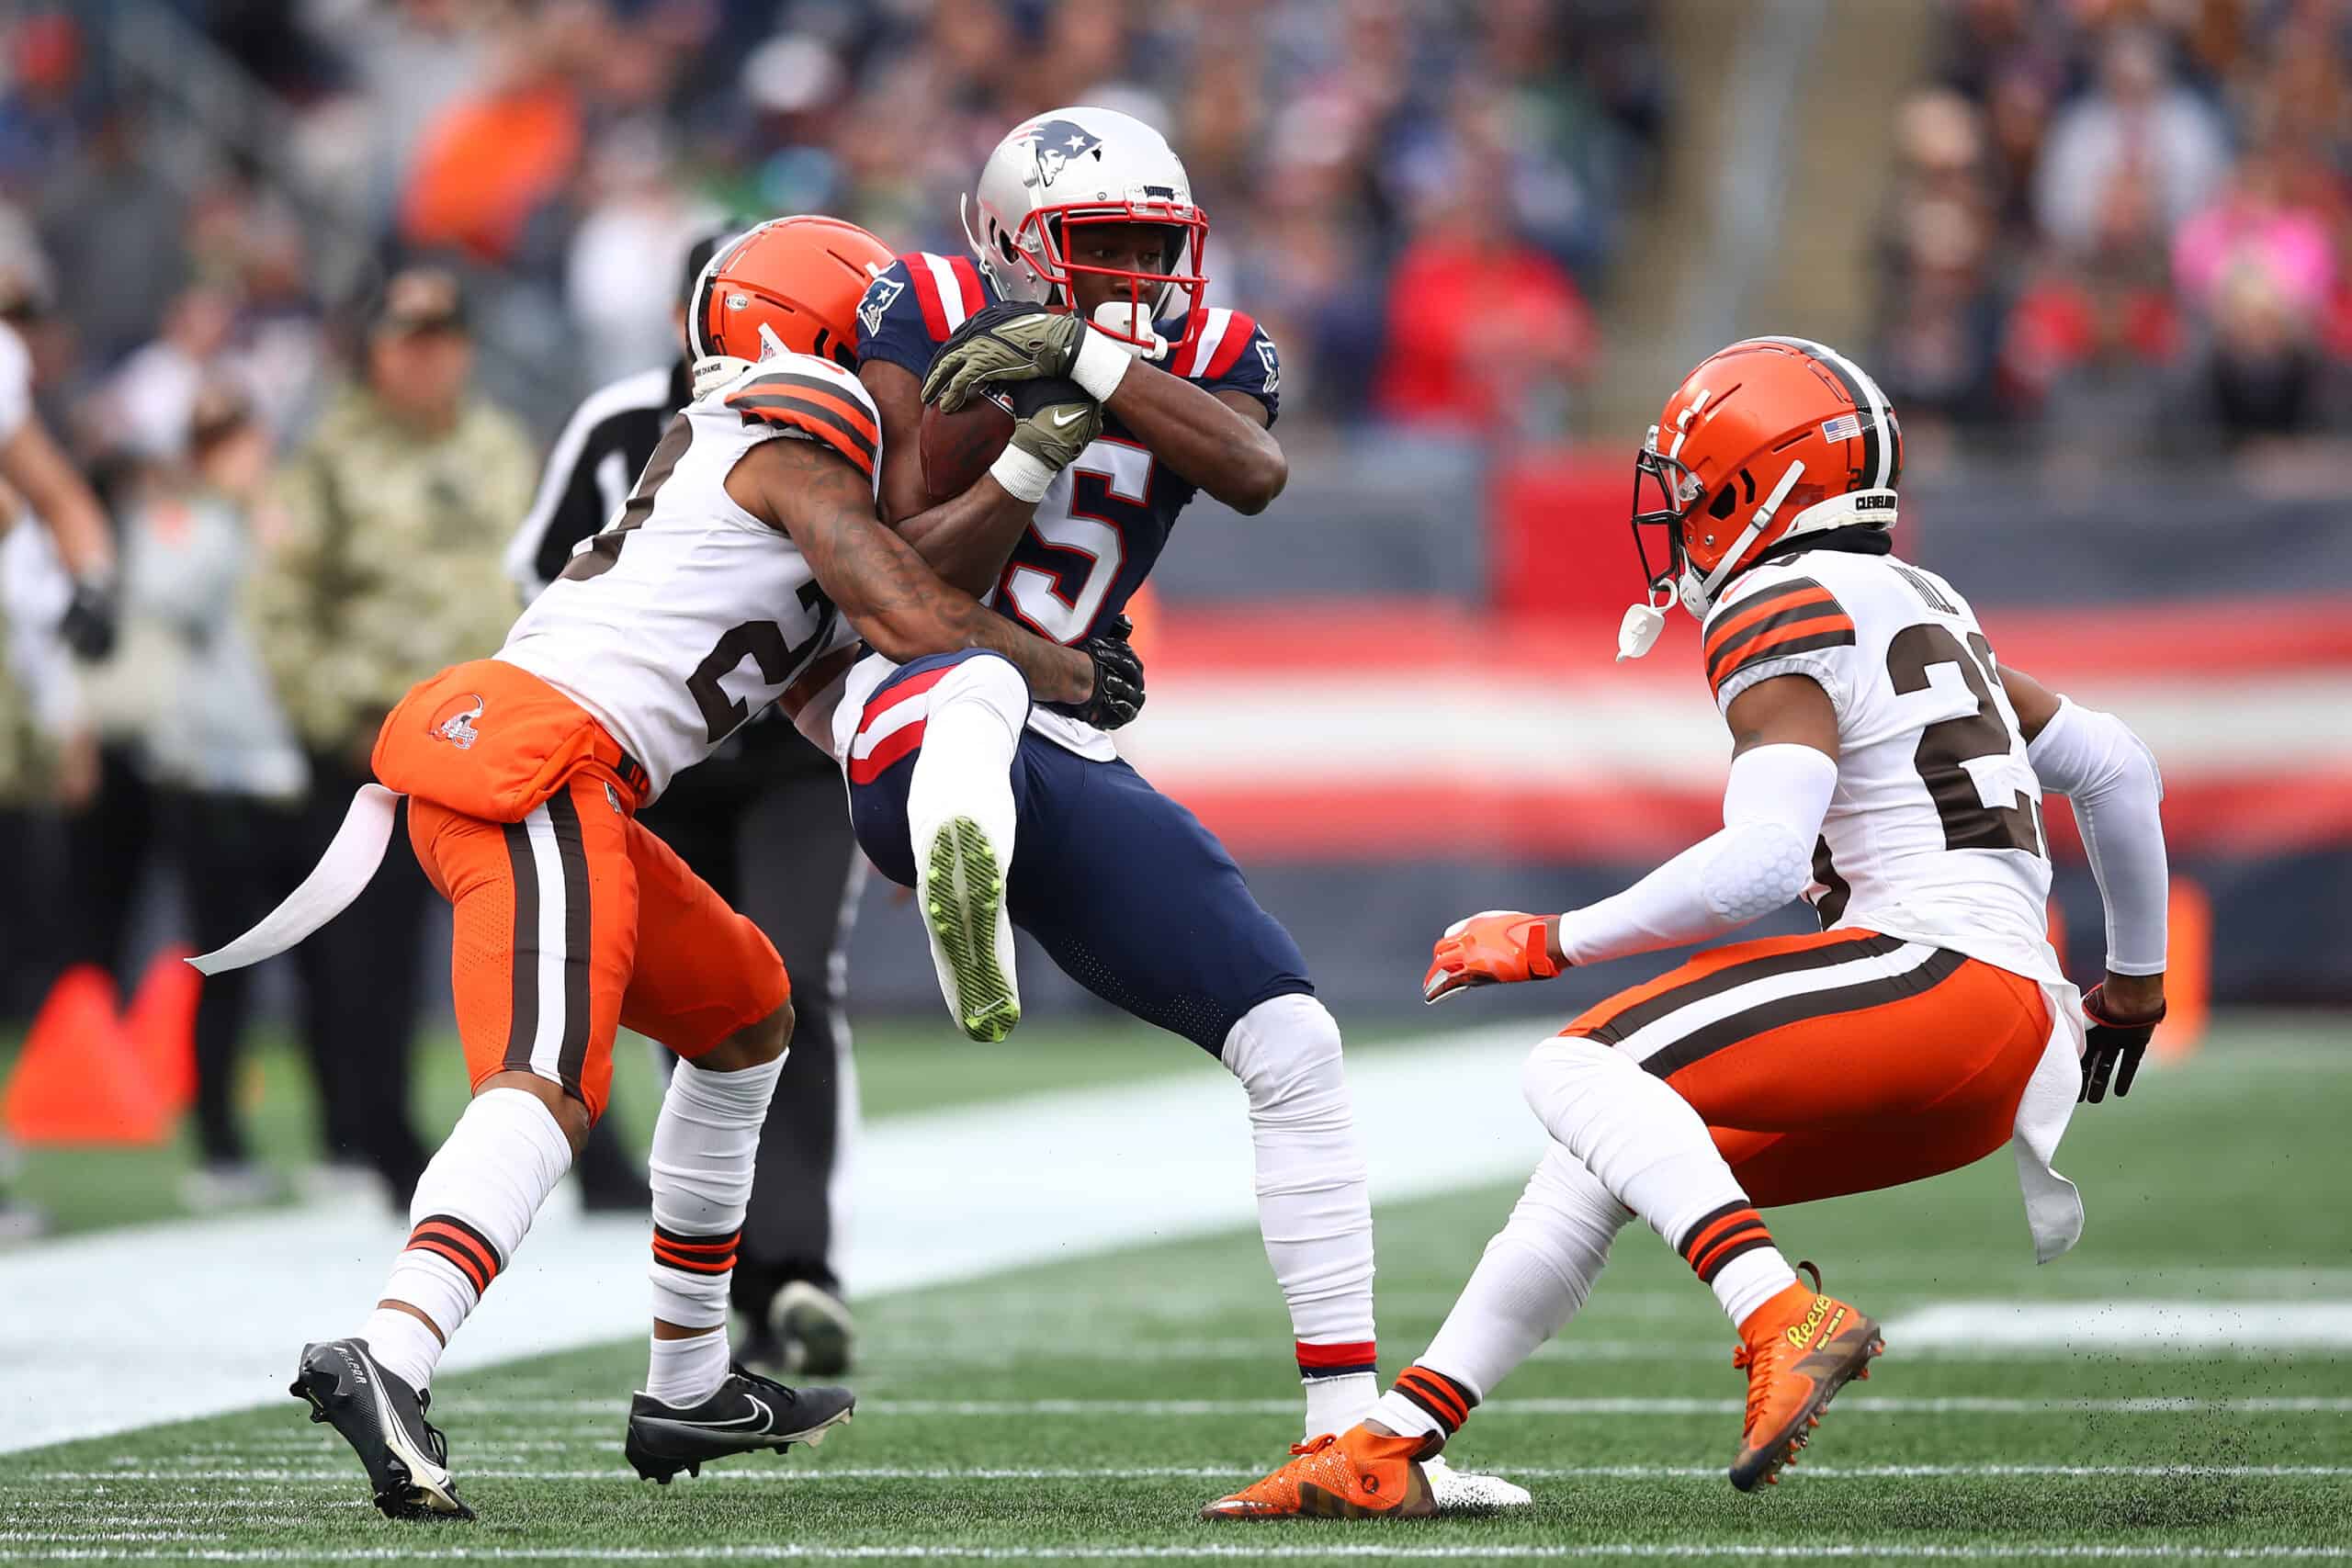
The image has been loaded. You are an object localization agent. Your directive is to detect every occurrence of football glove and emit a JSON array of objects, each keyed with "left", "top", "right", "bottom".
[
  {"left": 924, "top": 303, "right": 1083, "bottom": 412},
  {"left": 1045, "top": 615, "right": 1146, "bottom": 731},
  {"left": 1003, "top": 375, "right": 1103, "bottom": 475},
  {"left": 60, "top": 577, "right": 118, "bottom": 662},
  {"left": 1423, "top": 911, "right": 1564, "bottom": 1004},
  {"left": 2078, "top": 982, "right": 2163, "bottom": 1103}
]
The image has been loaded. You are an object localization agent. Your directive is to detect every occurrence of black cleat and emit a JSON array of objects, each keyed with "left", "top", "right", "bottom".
[
  {"left": 769, "top": 1280, "right": 855, "bottom": 1379},
  {"left": 624, "top": 1362, "right": 854, "bottom": 1483},
  {"left": 289, "top": 1338, "right": 472, "bottom": 1520}
]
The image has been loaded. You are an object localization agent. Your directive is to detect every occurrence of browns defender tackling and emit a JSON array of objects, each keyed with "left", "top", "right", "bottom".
[
  {"left": 1206, "top": 337, "right": 2171, "bottom": 1518},
  {"left": 192, "top": 217, "right": 1141, "bottom": 1521}
]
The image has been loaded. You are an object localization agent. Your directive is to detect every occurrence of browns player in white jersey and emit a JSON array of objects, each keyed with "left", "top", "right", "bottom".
[
  {"left": 1206, "top": 337, "right": 2171, "bottom": 1518},
  {"left": 195, "top": 217, "right": 1140, "bottom": 1520}
]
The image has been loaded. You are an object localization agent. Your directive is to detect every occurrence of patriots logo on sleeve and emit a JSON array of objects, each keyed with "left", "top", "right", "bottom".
[
  {"left": 858, "top": 276, "right": 904, "bottom": 340},
  {"left": 1255, "top": 337, "right": 1281, "bottom": 397}
]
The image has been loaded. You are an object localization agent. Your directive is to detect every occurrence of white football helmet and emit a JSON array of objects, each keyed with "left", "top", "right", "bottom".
[{"left": 962, "top": 106, "right": 1209, "bottom": 357}]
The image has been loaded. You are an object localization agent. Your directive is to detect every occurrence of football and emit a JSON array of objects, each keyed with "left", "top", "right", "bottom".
[
  {"left": 919, "top": 389, "right": 1015, "bottom": 504},
  {"left": 918, "top": 377, "right": 1090, "bottom": 503}
]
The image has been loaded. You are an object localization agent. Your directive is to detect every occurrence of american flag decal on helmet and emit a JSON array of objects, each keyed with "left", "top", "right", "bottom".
[{"left": 1821, "top": 412, "right": 1863, "bottom": 443}]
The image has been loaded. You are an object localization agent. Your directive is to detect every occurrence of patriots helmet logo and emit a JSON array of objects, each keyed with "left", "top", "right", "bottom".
[{"left": 1027, "top": 118, "right": 1102, "bottom": 187}]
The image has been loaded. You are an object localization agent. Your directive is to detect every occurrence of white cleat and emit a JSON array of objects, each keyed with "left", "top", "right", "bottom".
[
  {"left": 916, "top": 815, "right": 1020, "bottom": 1042},
  {"left": 1424, "top": 1454, "right": 1533, "bottom": 1511}
]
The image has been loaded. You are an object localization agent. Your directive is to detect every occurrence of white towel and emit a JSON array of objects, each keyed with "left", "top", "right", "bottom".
[
  {"left": 2011, "top": 979, "right": 2087, "bottom": 1264},
  {"left": 187, "top": 784, "right": 402, "bottom": 976}
]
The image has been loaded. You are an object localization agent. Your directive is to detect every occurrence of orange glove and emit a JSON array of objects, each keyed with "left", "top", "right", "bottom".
[{"left": 1423, "top": 910, "right": 1566, "bottom": 1003}]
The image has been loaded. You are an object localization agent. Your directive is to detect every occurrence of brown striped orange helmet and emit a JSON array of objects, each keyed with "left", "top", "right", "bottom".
[
  {"left": 687, "top": 215, "right": 895, "bottom": 373},
  {"left": 1629, "top": 337, "right": 1903, "bottom": 626}
]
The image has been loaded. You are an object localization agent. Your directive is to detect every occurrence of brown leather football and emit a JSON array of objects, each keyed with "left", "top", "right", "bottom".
[{"left": 919, "top": 389, "right": 1015, "bottom": 505}]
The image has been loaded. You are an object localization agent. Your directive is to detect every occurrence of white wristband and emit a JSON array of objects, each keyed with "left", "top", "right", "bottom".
[
  {"left": 1070, "top": 326, "right": 1134, "bottom": 403},
  {"left": 988, "top": 444, "right": 1057, "bottom": 503}
]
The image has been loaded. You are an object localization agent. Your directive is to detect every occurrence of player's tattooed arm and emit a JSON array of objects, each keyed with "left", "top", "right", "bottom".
[
  {"left": 1103, "top": 368, "right": 1286, "bottom": 514},
  {"left": 729, "top": 436, "right": 1096, "bottom": 705},
  {"left": 858, "top": 359, "right": 935, "bottom": 527}
]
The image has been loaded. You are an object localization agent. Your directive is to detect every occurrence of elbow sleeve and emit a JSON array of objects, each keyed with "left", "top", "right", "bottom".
[
  {"left": 1554, "top": 744, "right": 1834, "bottom": 964},
  {"left": 2028, "top": 697, "right": 2169, "bottom": 976},
  {"left": 1699, "top": 817, "right": 1817, "bottom": 923}
]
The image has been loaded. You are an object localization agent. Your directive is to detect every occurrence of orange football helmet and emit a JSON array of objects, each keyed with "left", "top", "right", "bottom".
[
  {"left": 1621, "top": 337, "right": 1902, "bottom": 657},
  {"left": 687, "top": 215, "right": 895, "bottom": 372}
]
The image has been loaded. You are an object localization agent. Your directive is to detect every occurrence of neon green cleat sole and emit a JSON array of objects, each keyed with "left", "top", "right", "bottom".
[{"left": 922, "top": 816, "right": 1019, "bottom": 1043}]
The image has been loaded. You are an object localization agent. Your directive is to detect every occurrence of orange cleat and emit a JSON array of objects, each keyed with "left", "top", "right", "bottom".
[
  {"left": 1728, "top": 1262, "right": 1883, "bottom": 1492},
  {"left": 1201, "top": 1427, "right": 1442, "bottom": 1520}
]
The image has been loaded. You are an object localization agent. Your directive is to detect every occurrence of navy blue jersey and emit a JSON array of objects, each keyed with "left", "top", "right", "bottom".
[{"left": 856, "top": 250, "right": 1281, "bottom": 646}]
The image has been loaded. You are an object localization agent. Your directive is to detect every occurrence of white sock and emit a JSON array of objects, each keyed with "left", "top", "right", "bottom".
[
  {"left": 359, "top": 1307, "right": 446, "bottom": 1393},
  {"left": 1305, "top": 1372, "right": 1379, "bottom": 1441},
  {"left": 369, "top": 1088, "right": 573, "bottom": 1391},
  {"left": 1222, "top": 995, "right": 1378, "bottom": 1441},
  {"left": 645, "top": 1328, "right": 732, "bottom": 1406},
  {"left": 904, "top": 655, "right": 1025, "bottom": 862},
  {"left": 646, "top": 1053, "right": 785, "bottom": 1399},
  {"left": 1369, "top": 1142, "right": 1633, "bottom": 1442},
  {"left": 1520, "top": 1034, "right": 1796, "bottom": 1329}
]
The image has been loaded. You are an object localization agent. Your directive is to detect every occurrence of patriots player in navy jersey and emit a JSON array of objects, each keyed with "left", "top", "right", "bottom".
[{"left": 837, "top": 107, "right": 1521, "bottom": 1508}]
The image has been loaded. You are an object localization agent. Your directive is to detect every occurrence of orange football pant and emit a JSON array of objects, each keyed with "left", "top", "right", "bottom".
[
  {"left": 1563, "top": 927, "right": 2052, "bottom": 1207},
  {"left": 407, "top": 767, "right": 789, "bottom": 1123}
]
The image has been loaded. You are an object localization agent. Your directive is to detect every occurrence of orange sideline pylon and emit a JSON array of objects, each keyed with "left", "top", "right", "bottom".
[
  {"left": 125, "top": 943, "right": 200, "bottom": 1114},
  {"left": 1, "top": 964, "right": 172, "bottom": 1145}
]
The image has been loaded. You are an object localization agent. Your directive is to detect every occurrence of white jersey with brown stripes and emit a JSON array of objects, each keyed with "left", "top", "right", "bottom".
[{"left": 1702, "top": 548, "right": 2061, "bottom": 985}]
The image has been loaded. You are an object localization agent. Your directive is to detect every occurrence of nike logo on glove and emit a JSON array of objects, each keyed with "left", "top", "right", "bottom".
[{"left": 1050, "top": 408, "right": 1088, "bottom": 426}]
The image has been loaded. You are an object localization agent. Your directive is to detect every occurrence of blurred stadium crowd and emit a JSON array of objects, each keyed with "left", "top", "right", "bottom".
[
  {"left": 0, "top": 0, "right": 1666, "bottom": 1220},
  {"left": 1878, "top": 0, "right": 2352, "bottom": 451},
  {"left": 3, "top": 0, "right": 2350, "bottom": 1226}
]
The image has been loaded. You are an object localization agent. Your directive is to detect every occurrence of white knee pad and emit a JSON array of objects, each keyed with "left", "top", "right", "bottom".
[
  {"left": 927, "top": 653, "right": 1030, "bottom": 742},
  {"left": 1224, "top": 993, "right": 1346, "bottom": 1109}
]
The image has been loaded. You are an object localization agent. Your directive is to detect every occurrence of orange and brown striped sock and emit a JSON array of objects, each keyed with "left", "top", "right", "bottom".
[
  {"left": 1371, "top": 1363, "right": 1479, "bottom": 1441},
  {"left": 1675, "top": 1200, "right": 1798, "bottom": 1326}
]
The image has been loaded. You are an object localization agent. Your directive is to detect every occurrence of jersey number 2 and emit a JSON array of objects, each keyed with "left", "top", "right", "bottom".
[
  {"left": 997, "top": 442, "right": 1152, "bottom": 644},
  {"left": 686, "top": 581, "right": 837, "bottom": 744},
  {"left": 1885, "top": 625, "right": 2044, "bottom": 856}
]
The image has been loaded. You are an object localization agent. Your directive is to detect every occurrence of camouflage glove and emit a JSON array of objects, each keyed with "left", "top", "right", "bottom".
[
  {"left": 924, "top": 303, "right": 1085, "bottom": 412},
  {"left": 1045, "top": 615, "right": 1146, "bottom": 730},
  {"left": 1003, "top": 375, "right": 1103, "bottom": 474}
]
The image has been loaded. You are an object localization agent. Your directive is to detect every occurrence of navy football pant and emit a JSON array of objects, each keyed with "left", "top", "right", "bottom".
[{"left": 845, "top": 651, "right": 1313, "bottom": 1054}]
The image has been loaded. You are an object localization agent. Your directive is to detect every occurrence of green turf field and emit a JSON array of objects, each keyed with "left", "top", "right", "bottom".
[
  {"left": 4, "top": 1019, "right": 2350, "bottom": 1565},
  {"left": 0, "top": 1017, "right": 1219, "bottom": 1235}
]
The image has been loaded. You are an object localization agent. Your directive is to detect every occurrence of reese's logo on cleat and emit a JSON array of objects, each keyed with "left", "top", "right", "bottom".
[{"left": 1784, "top": 1296, "right": 1837, "bottom": 1351}]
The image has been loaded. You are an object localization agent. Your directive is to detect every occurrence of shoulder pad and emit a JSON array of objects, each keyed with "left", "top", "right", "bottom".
[
  {"left": 717, "top": 353, "right": 880, "bottom": 480},
  {"left": 1703, "top": 574, "right": 1857, "bottom": 701}
]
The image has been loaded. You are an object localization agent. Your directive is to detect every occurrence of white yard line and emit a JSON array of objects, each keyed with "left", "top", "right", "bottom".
[
  {"left": 1885, "top": 1301, "right": 2352, "bottom": 1350},
  {"left": 0, "top": 1025, "right": 1549, "bottom": 1456},
  {"left": 418, "top": 1394, "right": 2352, "bottom": 1419},
  {"left": 5, "top": 1540, "right": 2352, "bottom": 1562},
  {"left": 16, "top": 1463, "right": 2352, "bottom": 1484}
]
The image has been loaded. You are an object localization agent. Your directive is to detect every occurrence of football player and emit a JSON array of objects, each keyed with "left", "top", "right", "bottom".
[
  {"left": 193, "top": 216, "right": 1142, "bottom": 1520},
  {"left": 837, "top": 107, "right": 1518, "bottom": 1505},
  {"left": 508, "top": 226, "right": 870, "bottom": 1375},
  {"left": 1204, "top": 337, "right": 2171, "bottom": 1518}
]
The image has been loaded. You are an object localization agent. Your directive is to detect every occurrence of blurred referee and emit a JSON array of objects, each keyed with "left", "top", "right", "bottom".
[{"left": 505, "top": 230, "right": 864, "bottom": 1376}]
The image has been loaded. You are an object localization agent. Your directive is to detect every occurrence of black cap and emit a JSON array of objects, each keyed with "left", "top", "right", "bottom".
[{"left": 370, "top": 265, "right": 469, "bottom": 337}]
